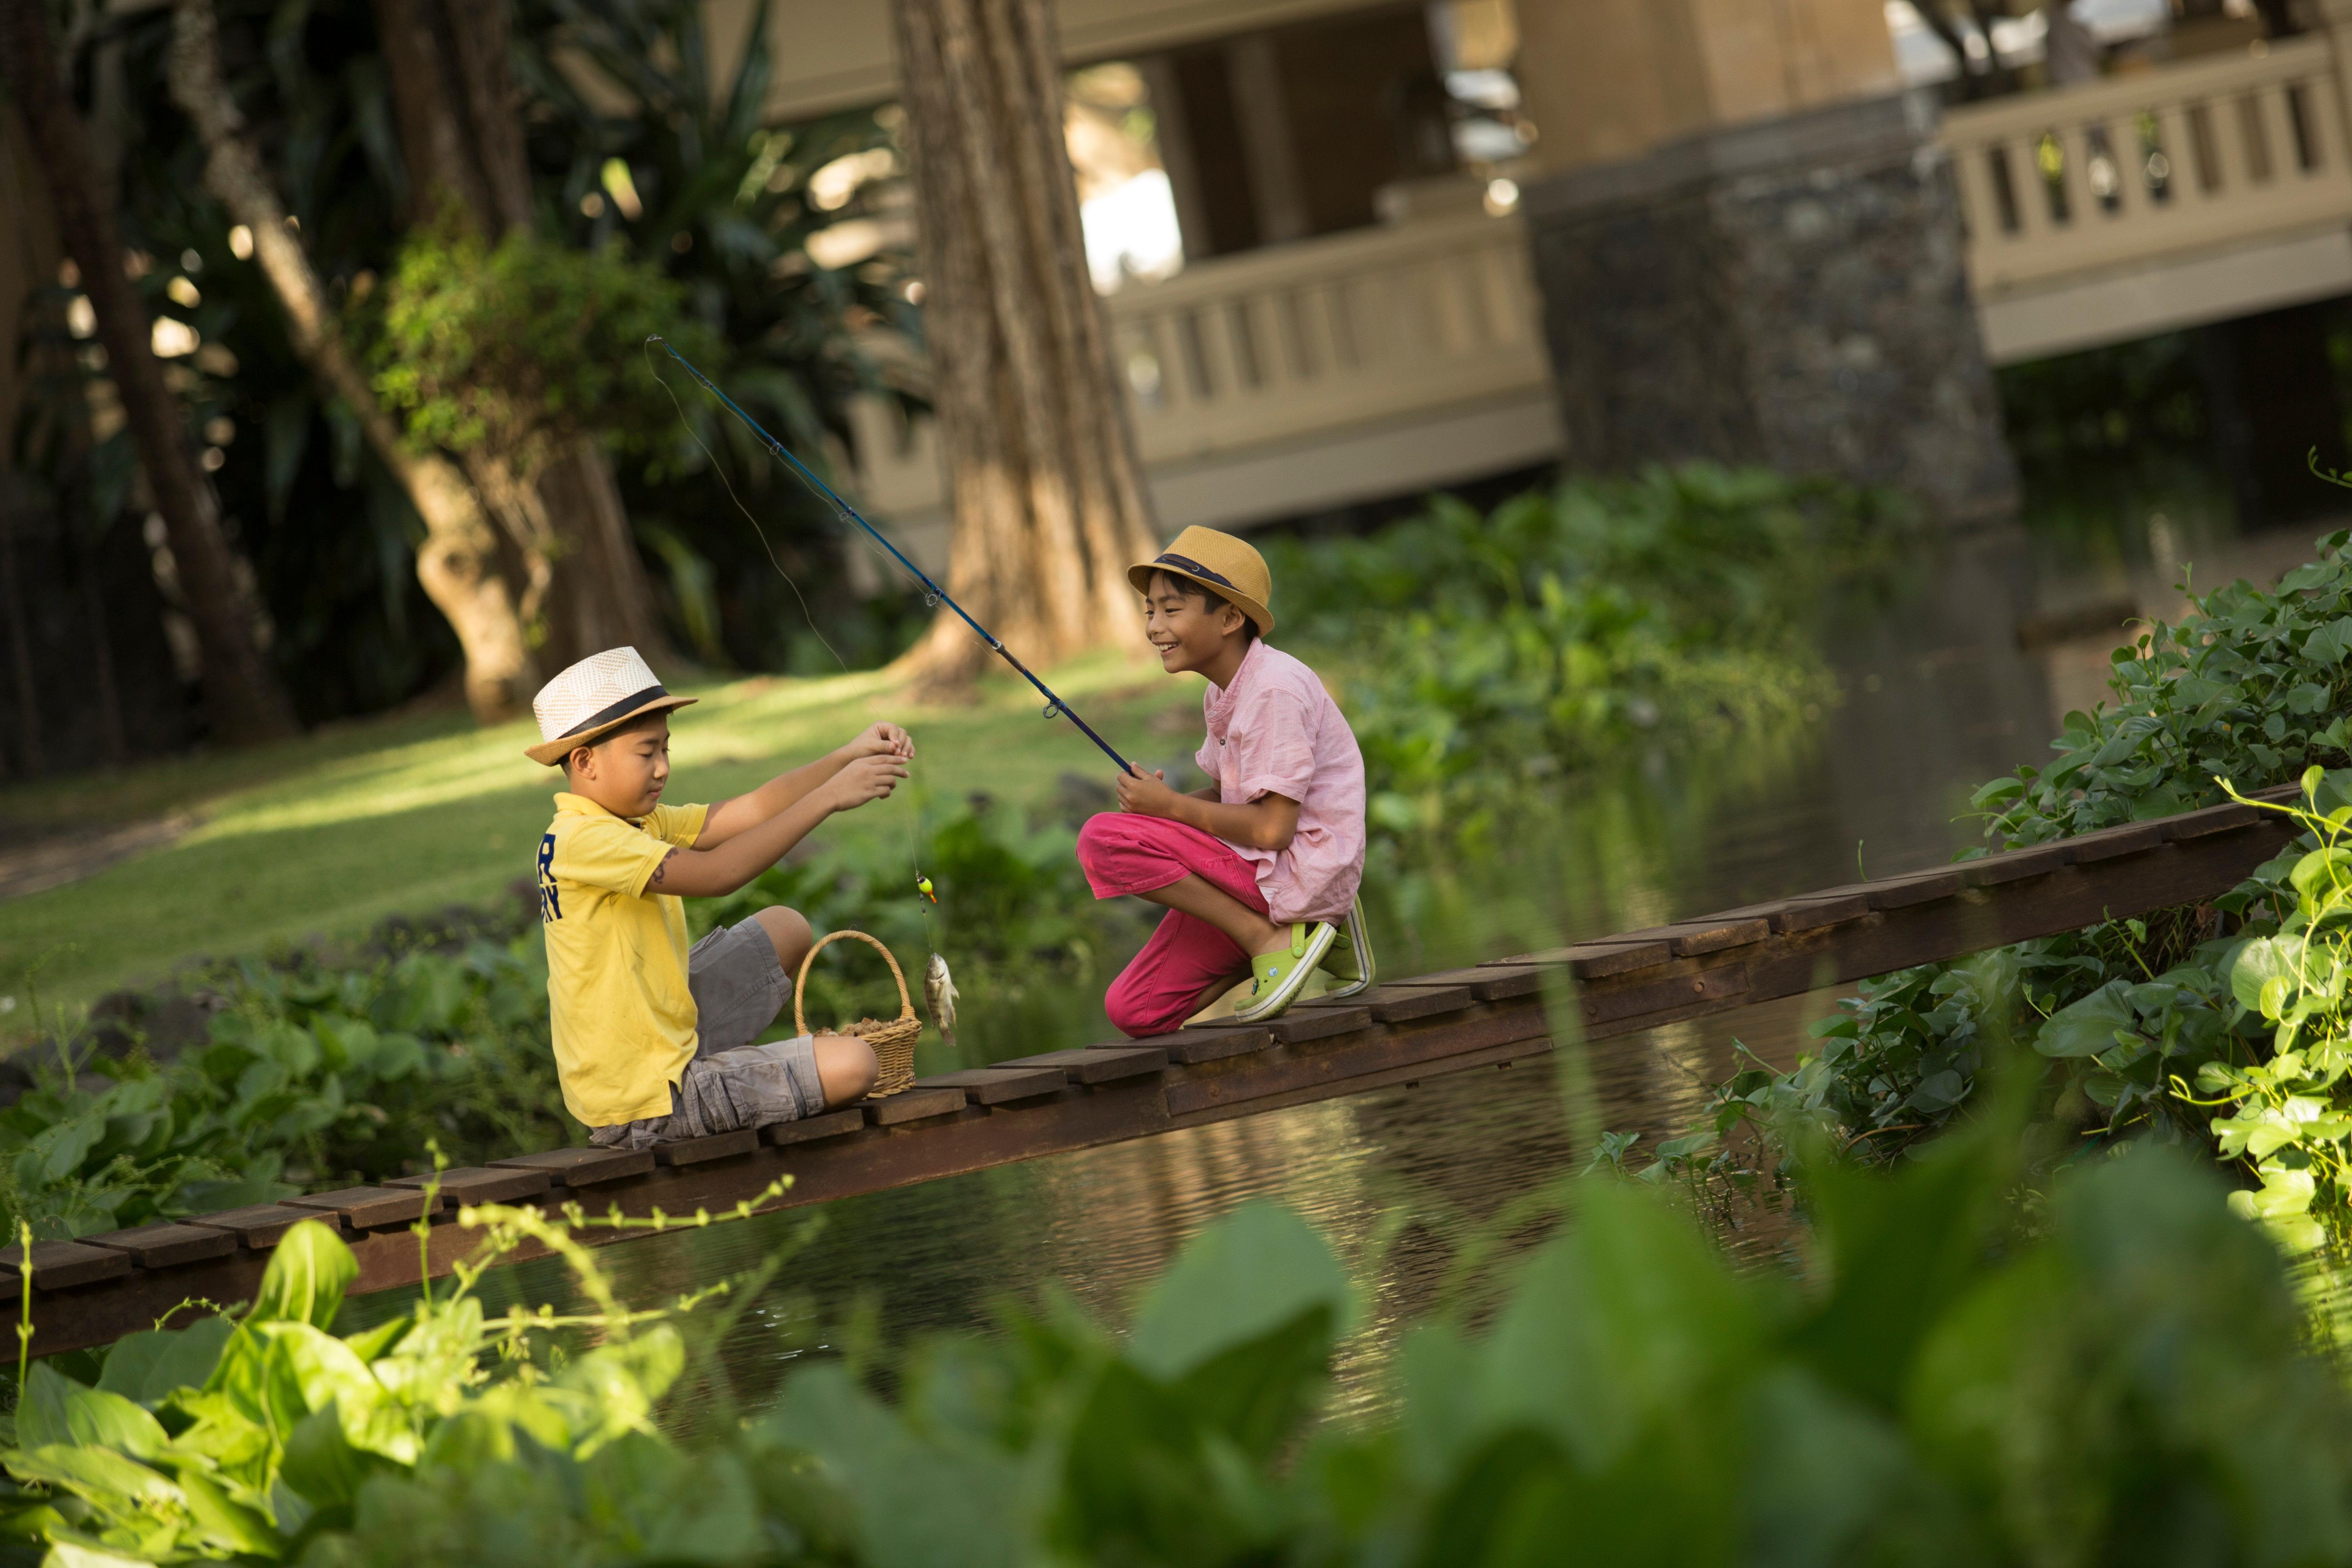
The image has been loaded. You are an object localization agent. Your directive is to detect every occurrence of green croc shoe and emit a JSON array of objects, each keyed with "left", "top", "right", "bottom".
[
  {"left": 1235, "top": 921, "right": 1338, "bottom": 1023},
  {"left": 1323, "top": 894, "right": 1377, "bottom": 1000}
]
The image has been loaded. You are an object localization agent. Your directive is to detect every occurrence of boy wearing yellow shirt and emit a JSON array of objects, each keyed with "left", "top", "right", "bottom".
[{"left": 527, "top": 647, "right": 906, "bottom": 1149}]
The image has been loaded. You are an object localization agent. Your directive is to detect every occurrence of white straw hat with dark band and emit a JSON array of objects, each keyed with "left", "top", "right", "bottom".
[{"left": 524, "top": 647, "right": 698, "bottom": 766}]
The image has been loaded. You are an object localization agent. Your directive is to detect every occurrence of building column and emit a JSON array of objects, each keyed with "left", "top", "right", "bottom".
[{"left": 1511, "top": 0, "right": 2019, "bottom": 524}]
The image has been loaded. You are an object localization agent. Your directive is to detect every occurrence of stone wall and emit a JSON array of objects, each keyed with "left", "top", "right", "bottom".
[{"left": 1523, "top": 93, "right": 2019, "bottom": 525}]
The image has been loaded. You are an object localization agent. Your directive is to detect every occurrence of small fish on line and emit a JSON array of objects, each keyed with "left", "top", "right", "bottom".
[{"left": 924, "top": 951, "right": 960, "bottom": 1049}]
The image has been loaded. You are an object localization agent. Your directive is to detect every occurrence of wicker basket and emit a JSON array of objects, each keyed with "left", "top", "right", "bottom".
[{"left": 794, "top": 930, "right": 923, "bottom": 1097}]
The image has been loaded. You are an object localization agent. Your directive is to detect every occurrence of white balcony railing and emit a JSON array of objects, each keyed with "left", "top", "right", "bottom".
[
  {"left": 849, "top": 202, "right": 1555, "bottom": 539},
  {"left": 1940, "top": 35, "right": 2352, "bottom": 296}
]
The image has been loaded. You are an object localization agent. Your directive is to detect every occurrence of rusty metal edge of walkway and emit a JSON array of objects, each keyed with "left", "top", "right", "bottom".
[{"left": 23, "top": 784, "right": 2306, "bottom": 1354}]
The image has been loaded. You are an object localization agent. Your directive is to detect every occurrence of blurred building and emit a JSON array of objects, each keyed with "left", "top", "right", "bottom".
[{"left": 751, "top": 0, "right": 2352, "bottom": 563}]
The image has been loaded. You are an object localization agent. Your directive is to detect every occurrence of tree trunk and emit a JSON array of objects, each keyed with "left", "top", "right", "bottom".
[
  {"left": 371, "top": 0, "right": 670, "bottom": 669},
  {"left": 0, "top": 0, "right": 295, "bottom": 745},
  {"left": 168, "top": 0, "right": 537, "bottom": 720},
  {"left": 0, "top": 495, "right": 44, "bottom": 775},
  {"left": 891, "top": 0, "right": 1159, "bottom": 682}
]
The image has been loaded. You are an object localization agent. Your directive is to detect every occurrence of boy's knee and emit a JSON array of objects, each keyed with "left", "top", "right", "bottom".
[
  {"left": 812, "top": 1031, "right": 878, "bottom": 1107},
  {"left": 750, "top": 906, "right": 813, "bottom": 970},
  {"left": 1076, "top": 812, "right": 1124, "bottom": 867}
]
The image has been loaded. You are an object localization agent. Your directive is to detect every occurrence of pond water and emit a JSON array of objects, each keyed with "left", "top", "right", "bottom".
[{"left": 349, "top": 503, "right": 2341, "bottom": 1424}]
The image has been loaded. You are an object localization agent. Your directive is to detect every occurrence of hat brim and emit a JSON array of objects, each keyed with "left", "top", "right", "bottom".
[
  {"left": 524, "top": 693, "right": 698, "bottom": 766},
  {"left": 1127, "top": 561, "right": 1274, "bottom": 637}
]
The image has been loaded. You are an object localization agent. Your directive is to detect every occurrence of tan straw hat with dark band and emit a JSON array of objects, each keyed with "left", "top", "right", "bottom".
[
  {"left": 1128, "top": 525, "right": 1274, "bottom": 636},
  {"left": 524, "top": 646, "right": 698, "bottom": 766}
]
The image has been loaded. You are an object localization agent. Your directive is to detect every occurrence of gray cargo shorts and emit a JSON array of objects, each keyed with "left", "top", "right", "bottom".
[{"left": 589, "top": 919, "right": 827, "bottom": 1151}]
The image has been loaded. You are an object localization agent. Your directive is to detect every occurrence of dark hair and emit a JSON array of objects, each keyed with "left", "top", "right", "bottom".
[{"left": 1147, "top": 569, "right": 1259, "bottom": 642}]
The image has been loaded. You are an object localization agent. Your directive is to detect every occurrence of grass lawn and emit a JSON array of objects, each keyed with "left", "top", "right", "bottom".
[{"left": 0, "top": 650, "right": 1201, "bottom": 1014}]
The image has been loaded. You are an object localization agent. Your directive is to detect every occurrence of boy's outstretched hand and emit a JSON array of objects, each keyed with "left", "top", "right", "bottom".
[
  {"left": 840, "top": 722, "right": 914, "bottom": 763},
  {"left": 825, "top": 752, "right": 909, "bottom": 810}
]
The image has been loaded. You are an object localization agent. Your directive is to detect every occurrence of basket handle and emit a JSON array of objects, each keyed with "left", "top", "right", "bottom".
[{"left": 793, "top": 930, "right": 917, "bottom": 1037}]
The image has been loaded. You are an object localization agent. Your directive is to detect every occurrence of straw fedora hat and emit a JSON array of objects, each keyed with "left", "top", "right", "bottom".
[
  {"left": 524, "top": 647, "right": 698, "bottom": 766},
  {"left": 1129, "top": 526, "right": 1274, "bottom": 636}
]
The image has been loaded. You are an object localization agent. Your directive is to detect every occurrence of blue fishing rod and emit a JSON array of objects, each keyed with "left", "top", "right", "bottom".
[{"left": 649, "top": 335, "right": 1135, "bottom": 775}]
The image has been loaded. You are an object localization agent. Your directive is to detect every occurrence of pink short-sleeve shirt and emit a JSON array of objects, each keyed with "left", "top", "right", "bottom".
[{"left": 1195, "top": 640, "right": 1367, "bottom": 925}]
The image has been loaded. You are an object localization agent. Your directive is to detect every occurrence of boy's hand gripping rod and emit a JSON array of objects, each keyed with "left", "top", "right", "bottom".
[{"left": 649, "top": 336, "right": 1136, "bottom": 775}]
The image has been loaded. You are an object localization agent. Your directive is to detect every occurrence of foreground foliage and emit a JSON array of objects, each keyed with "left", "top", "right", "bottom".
[{"left": 5, "top": 1113, "right": 2347, "bottom": 1565}]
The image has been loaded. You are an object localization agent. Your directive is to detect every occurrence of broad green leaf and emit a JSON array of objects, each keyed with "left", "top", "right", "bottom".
[
  {"left": 246, "top": 1220, "right": 356, "bottom": 1329},
  {"left": 1127, "top": 1203, "right": 1356, "bottom": 1382},
  {"left": 2233, "top": 936, "right": 2305, "bottom": 1016},
  {"left": 15, "top": 1364, "right": 169, "bottom": 1460},
  {"left": 1474, "top": 1182, "right": 1769, "bottom": 1470},
  {"left": 97, "top": 1318, "right": 237, "bottom": 1408},
  {"left": 2034, "top": 981, "right": 2137, "bottom": 1058},
  {"left": 5, "top": 1444, "right": 181, "bottom": 1511}
]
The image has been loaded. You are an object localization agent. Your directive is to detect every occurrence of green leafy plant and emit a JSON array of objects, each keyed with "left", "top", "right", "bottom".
[
  {"left": 368, "top": 222, "right": 719, "bottom": 477},
  {"left": 0, "top": 931, "right": 569, "bottom": 1242},
  {"left": 1270, "top": 468, "right": 1903, "bottom": 845}
]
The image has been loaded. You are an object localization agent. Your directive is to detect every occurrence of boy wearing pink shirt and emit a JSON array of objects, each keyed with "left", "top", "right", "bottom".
[{"left": 1078, "top": 526, "right": 1372, "bottom": 1032}]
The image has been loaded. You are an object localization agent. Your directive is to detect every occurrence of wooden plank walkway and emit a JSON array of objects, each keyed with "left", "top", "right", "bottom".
[{"left": 23, "top": 785, "right": 2303, "bottom": 1353}]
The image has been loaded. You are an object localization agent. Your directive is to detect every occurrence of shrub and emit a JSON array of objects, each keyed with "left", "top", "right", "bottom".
[{"left": 1269, "top": 468, "right": 1903, "bottom": 841}]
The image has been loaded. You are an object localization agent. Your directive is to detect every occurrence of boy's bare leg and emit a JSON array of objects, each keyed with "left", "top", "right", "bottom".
[
  {"left": 750, "top": 905, "right": 878, "bottom": 1104},
  {"left": 1136, "top": 873, "right": 1291, "bottom": 956},
  {"left": 751, "top": 905, "right": 815, "bottom": 974}
]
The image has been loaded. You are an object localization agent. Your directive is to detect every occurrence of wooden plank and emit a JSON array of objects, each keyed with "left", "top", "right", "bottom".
[
  {"left": 862, "top": 1086, "right": 969, "bottom": 1126},
  {"left": 2169, "top": 804, "right": 2262, "bottom": 838},
  {"left": 1664, "top": 917, "right": 1771, "bottom": 956},
  {"left": 1386, "top": 965, "right": 1548, "bottom": 1001},
  {"left": 387, "top": 1167, "right": 552, "bottom": 1205},
  {"left": 914, "top": 1067, "right": 1071, "bottom": 1105},
  {"left": 764, "top": 1107, "right": 867, "bottom": 1146},
  {"left": 184, "top": 1204, "right": 317, "bottom": 1249},
  {"left": 1770, "top": 891, "right": 1872, "bottom": 932},
  {"left": 654, "top": 1128, "right": 761, "bottom": 1166},
  {"left": 490, "top": 1147, "right": 656, "bottom": 1186},
  {"left": 1865, "top": 866, "right": 1969, "bottom": 909},
  {"left": 1964, "top": 842, "right": 2069, "bottom": 884},
  {"left": 1579, "top": 965, "right": 1750, "bottom": 1027},
  {"left": 285, "top": 1186, "right": 441, "bottom": 1230},
  {"left": 1299, "top": 983, "right": 1476, "bottom": 1023},
  {"left": 1267, "top": 1004, "right": 1372, "bottom": 1044},
  {"left": 1164, "top": 1005, "right": 1553, "bottom": 1117},
  {"left": 2067, "top": 819, "right": 2174, "bottom": 862},
  {"left": 1129, "top": 1025, "right": 1273, "bottom": 1065},
  {"left": 82, "top": 1223, "right": 237, "bottom": 1269},
  {"left": 0, "top": 1240, "right": 133, "bottom": 1290},
  {"left": 996, "top": 1046, "right": 1169, "bottom": 1083},
  {"left": 1500, "top": 941, "right": 1672, "bottom": 978}
]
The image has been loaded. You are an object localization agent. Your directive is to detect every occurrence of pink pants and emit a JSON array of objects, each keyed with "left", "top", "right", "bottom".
[{"left": 1077, "top": 813, "right": 1268, "bottom": 1038}]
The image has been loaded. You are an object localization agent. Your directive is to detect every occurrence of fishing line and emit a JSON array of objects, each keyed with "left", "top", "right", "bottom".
[
  {"left": 644, "top": 339, "right": 940, "bottom": 950},
  {"left": 644, "top": 334, "right": 1137, "bottom": 777}
]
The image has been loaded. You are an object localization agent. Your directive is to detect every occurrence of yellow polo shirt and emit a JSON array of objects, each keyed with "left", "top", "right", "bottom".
[{"left": 537, "top": 791, "right": 710, "bottom": 1126}]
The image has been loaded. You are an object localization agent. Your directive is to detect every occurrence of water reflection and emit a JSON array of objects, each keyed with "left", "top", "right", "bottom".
[{"left": 344, "top": 515, "right": 2341, "bottom": 1421}]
